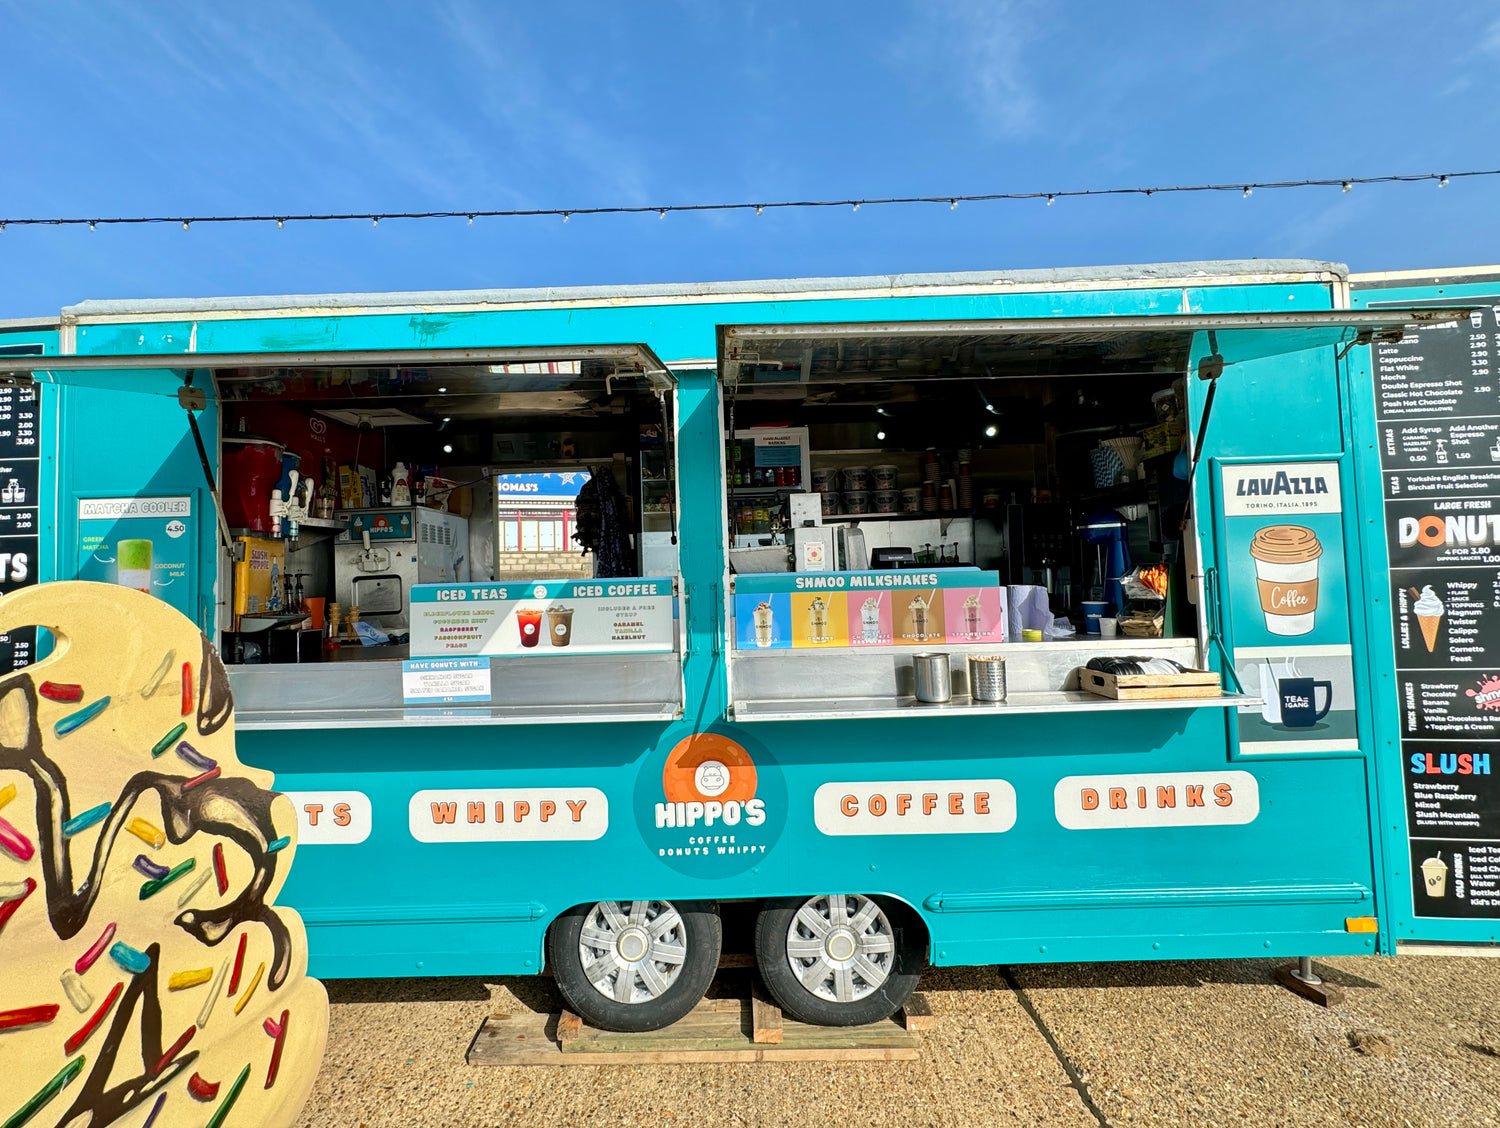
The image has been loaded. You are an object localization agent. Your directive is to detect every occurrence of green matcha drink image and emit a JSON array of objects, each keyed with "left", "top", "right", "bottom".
[{"left": 116, "top": 538, "right": 153, "bottom": 594}]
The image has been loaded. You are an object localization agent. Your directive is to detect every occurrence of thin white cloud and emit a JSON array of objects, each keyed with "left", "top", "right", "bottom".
[{"left": 890, "top": 0, "right": 1044, "bottom": 138}]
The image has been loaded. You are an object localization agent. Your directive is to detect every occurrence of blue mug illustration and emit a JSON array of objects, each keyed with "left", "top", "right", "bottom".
[{"left": 1278, "top": 677, "right": 1332, "bottom": 728}]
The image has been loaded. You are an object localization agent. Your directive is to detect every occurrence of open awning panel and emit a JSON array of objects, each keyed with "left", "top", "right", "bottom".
[
  {"left": 0, "top": 343, "right": 676, "bottom": 395},
  {"left": 717, "top": 310, "right": 1469, "bottom": 386}
]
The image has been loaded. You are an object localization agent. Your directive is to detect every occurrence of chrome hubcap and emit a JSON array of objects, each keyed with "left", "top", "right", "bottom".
[
  {"left": 785, "top": 894, "right": 896, "bottom": 1004},
  {"left": 579, "top": 901, "right": 688, "bottom": 1005}
]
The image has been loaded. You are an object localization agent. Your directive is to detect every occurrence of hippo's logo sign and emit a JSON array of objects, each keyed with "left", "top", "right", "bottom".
[{"left": 637, "top": 730, "right": 784, "bottom": 876}]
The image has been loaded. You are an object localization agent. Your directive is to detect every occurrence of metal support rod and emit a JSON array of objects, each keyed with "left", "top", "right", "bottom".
[{"left": 1290, "top": 956, "right": 1322, "bottom": 985}]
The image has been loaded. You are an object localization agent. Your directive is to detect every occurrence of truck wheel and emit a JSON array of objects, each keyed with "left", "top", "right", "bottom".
[
  {"left": 547, "top": 900, "right": 721, "bottom": 1032},
  {"left": 754, "top": 894, "right": 925, "bottom": 1027}
]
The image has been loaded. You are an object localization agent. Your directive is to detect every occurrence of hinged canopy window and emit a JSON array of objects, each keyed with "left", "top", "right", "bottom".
[{"left": 717, "top": 310, "right": 1469, "bottom": 386}]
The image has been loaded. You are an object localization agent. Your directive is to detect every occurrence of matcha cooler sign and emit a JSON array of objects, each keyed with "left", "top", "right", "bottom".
[
  {"left": 409, "top": 578, "right": 675, "bottom": 657},
  {"left": 76, "top": 495, "right": 196, "bottom": 620}
]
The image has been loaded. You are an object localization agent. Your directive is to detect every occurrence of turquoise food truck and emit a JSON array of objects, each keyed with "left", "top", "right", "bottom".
[{"left": 0, "top": 259, "right": 1490, "bottom": 1032}]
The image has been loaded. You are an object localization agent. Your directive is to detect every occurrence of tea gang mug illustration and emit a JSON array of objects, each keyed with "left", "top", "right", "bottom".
[
  {"left": 1278, "top": 676, "right": 1332, "bottom": 728},
  {"left": 1250, "top": 524, "right": 1322, "bottom": 636}
]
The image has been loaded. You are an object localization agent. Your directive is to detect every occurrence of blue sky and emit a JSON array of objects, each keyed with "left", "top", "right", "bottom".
[{"left": 2, "top": 1, "right": 1497, "bottom": 315}]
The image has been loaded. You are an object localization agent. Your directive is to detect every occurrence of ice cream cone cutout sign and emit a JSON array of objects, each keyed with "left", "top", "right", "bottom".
[
  {"left": 0, "top": 582, "right": 327, "bottom": 1128},
  {"left": 1409, "top": 586, "right": 1445, "bottom": 653}
]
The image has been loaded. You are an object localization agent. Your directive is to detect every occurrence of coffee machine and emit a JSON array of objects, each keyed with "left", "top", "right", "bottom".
[{"left": 333, "top": 507, "right": 470, "bottom": 633}]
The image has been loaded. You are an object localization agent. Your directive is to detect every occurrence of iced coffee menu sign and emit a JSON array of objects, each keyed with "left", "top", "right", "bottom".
[
  {"left": 1219, "top": 460, "right": 1360, "bottom": 756},
  {"left": 1369, "top": 296, "right": 1500, "bottom": 920},
  {"left": 732, "top": 569, "right": 1006, "bottom": 650},
  {"left": 408, "top": 578, "right": 676, "bottom": 658}
]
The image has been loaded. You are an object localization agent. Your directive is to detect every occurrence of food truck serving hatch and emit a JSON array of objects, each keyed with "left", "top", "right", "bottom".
[{"left": 717, "top": 309, "right": 1464, "bottom": 385}]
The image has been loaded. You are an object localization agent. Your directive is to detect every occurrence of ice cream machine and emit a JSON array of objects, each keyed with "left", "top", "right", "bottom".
[{"left": 333, "top": 507, "right": 470, "bottom": 631}]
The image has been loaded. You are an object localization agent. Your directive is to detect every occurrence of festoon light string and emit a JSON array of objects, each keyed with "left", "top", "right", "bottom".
[{"left": 0, "top": 168, "right": 1489, "bottom": 233}]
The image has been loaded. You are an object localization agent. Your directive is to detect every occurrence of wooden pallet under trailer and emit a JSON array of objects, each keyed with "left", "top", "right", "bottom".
[{"left": 467, "top": 982, "right": 933, "bottom": 1067}]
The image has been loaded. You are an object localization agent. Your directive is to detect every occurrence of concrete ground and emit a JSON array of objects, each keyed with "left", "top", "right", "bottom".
[{"left": 299, "top": 956, "right": 1500, "bottom": 1128}]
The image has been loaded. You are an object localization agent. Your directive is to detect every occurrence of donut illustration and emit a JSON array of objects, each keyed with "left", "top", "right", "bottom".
[
  {"left": 661, "top": 733, "right": 758, "bottom": 803},
  {"left": 0, "top": 582, "right": 326, "bottom": 1128}
]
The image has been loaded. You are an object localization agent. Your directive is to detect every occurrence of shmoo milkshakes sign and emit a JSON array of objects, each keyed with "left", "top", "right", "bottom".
[{"left": 1220, "top": 462, "right": 1360, "bottom": 755}]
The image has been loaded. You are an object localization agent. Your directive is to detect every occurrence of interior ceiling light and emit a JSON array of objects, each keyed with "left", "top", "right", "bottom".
[
  {"left": 985, "top": 424, "right": 998, "bottom": 437},
  {"left": 876, "top": 430, "right": 886, "bottom": 441}
]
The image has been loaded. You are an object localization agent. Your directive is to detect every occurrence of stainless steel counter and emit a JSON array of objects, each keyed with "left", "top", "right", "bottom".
[
  {"left": 228, "top": 652, "right": 683, "bottom": 730},
  {"left": 728, "top": 636, "right": 1253, "bottom": 722}
]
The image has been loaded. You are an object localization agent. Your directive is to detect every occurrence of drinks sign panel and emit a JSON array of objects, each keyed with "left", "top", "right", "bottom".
[
  {"left": 408, "top": 578, "right": 675, "bottom": 657},
  {"left": 74, "top": 495, "right": 196, "bottom": 621},
  {"left": 1369, "top": 298, "right": 1500, "bottom": 920},
  {"left": 1218, "top": 461, "right": 1360, "bottom": 755}
]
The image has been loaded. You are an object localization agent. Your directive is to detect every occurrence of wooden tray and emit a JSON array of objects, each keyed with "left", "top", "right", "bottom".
[{"left": 1079, "top": 665, "right": 1222, "bottom": 700}]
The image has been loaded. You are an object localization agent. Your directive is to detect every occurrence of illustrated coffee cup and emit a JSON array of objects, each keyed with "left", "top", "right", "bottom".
[
  {"left": 1250, "top": 525, "right": 1322, "bottom": 636},
  {"left": 546, "top": 605, "right": 574, "bottom": 647},
  {"left": 516, "top": 607, "right": 543, "bottom": 648},
  {"left": 753, "top": 602, "right": 774, "bottom": 648},
  {"left": 1421, "top": 853, "right": 1448, "bottom": 897},
  {"left": 1278, "top": 676, "right": 1332, "bottom": 728}
]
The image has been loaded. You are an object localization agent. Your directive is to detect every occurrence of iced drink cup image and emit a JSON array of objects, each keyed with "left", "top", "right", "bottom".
[
  {"left": 753, "top": 601, "right": 774, "bottom": 647},
  {"left": 1411, "top": 585, "right": 1444, "bottom": 653},
  {"left": 516, "top": 607, "right": 543, "bottom": 648},
  {"left": 116, "top": 538, "right": 153, "bottom": 595},
  {"left": 860, "top": 596, "right": 882, "bottom": 642},
  {"left": 547, "top": 605, "right": 575, "bottom": 647},
  {"left": 963, "top": 593, "right": 983, "bottom": 637},
  {"left": 1421, "top": 852, "right": 1448, "bottom": 897},
  {"left": 808, "top": 596, "right": 829, "bottom": 642},
  {"left": 909, "top": 595, "right": 930, "bottom": 641},
  {"left": 1249, "top": 525, "right": 1321, "bottom": 636}
]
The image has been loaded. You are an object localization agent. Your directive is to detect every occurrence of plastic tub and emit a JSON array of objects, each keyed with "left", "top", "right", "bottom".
[
  {"left": 842, "top": 466, "right": 870, "bottom": 491},
  {"left": 843, "top": 490, "right": 870, "bottom": 514},
  {"left": 871, "top": 464, "right": 899, "bottom": 489},
  {"left": 873, "top": 489, "right": 900, "bottom": 513}
]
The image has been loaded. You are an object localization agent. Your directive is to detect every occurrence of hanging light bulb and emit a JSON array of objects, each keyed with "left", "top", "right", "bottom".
[
  {"left": 181, "top": 220, "right": 190, "bottom": 231},
  {"left": 372, "top": 216, "right": 380, "bottom": 227},
  {"left": 1242, "top": 186, "right": 1252, "bottom": 198},
  {"left": 467, "top": 214, "right": 475, "bottom": 224},
  {"left": 658, "top": 209, "right": 667, "bottom": 220},
  {"left": 852, "top": 202, "right": 860, "bottom": 212},
  {"left": 563, "top": 211, "right": 571, "bottom": 223},
  {"left": 949, "top": 198, "right": 958, "bottom": 210},
  {"left": 89, "top": 221, "right": 97, "bottom": 231},
  {"left": 1439, "top": 175, "right": 1450, "bottom": 188},
  {"left": 1341, "top": 181, "right": 1351, "bottom": 193},
  {"left": 755, "top": 205, "right": 763, "bottom": 216},
  {"left": 276, "top": 218, "right": 284, "bottom": 229},
  {"left": 1046, "top": 194, "right": 1056, "bottom": 206}
]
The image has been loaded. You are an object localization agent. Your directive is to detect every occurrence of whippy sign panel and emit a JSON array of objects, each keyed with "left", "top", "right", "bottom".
[{"left": 0, "top": 581, "right": 327, "bottom": 1128}]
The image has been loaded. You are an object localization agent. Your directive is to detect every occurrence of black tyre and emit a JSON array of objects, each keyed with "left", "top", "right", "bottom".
[
  {"left": 754, "top": 894, "right": 926, "bottom": 1027},
  {"left": 547, "top": 900, "right": 721, "bottom": 1032}
]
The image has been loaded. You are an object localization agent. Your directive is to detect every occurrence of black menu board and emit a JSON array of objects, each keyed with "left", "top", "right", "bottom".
[
  {"left": 1371, "top": 298, "right": 1500, "bottom": 918},
  {"left": 0, "top": 371, "right": 42, "bottom": 673}
]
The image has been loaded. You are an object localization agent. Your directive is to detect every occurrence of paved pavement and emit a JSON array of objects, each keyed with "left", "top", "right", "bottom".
[{"left": 299, "top": 956, "right": 1500, "bottom": 1128}]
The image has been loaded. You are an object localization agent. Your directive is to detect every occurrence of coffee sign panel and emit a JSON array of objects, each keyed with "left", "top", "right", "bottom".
[{"left": 1217, "top": 460, "right": 1359, "bottom": 755}]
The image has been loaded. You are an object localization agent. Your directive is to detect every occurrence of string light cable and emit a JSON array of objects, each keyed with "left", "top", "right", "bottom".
[{"left": 0, "top": 168, "right": 1489, "bottom": 233}]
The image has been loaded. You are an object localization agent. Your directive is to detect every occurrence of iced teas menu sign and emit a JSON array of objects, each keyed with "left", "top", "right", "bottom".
[
  {"left": 0, "top": 382, "right": 41, "bottom": 673},
  {"left": 1370, "top": 298, "right": 1500, "bottom": 919},
  {"left": 408, "top": 579, "right": 676, "bottom": 657}
]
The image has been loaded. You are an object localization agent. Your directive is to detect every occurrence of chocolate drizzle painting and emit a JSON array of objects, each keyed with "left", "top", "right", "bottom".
[{"left": 0, "top": 581, "right": 327, "bottom": 1128}]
